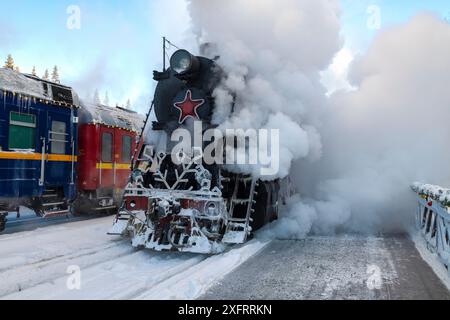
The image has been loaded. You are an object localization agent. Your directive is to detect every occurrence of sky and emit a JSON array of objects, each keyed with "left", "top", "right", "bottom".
[{"left": 0, "top": 0, "right": 449, "bottom": 112}]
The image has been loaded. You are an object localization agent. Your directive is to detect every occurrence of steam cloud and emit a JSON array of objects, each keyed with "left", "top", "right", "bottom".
[
  {"left": 187, "top": 0, "right": 341, "bottom": 180},
  {"left": 186, "top": 1, "right": 450, "bottom": 236},
  {"left": 298, "top": 13, "right": 450, "bottom": 235}
]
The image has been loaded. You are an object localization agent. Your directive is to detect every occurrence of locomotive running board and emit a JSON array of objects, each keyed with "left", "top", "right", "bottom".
[{"left": 108, "top": 214, "right": 132, "bottom": 235}]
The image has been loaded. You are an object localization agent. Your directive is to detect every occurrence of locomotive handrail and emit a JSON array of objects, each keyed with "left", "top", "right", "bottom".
[
  {"left": 99, "top": 161, "right": 102, "bottom": 185},
  {"left": 412, "top": 183, "right": 450, "bottom": 276},
  {"left": 131, "top": 100, "right": 154, "bottom": 169},
  {"left": 71, "top": 139, "right": 75, "bottom": 185},
  {"left": 39, "top": 138, "right": 46, "bottom": 186},
  {"left": 124, "top": 187, "right": 223, "bottom": 200}
]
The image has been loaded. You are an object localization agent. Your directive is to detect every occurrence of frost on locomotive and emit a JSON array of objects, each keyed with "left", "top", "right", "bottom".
[{"left": 110, "top": 49, "right": 292, "bottom": 254}]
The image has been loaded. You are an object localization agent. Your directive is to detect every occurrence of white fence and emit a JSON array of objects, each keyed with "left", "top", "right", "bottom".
[{"left": 412, "top": 183, "right": 450, "bottom": 275}]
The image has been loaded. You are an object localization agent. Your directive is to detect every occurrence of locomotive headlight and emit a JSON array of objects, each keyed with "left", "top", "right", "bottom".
[
  {"left": 205, "top": 202, "right": 220, "bottom": 217},
  {"left": 170, "top": 49, "right": 199, "bottom": 75},
  {"left": 130, "top": 200, "right": 136, "bottom": 208}
]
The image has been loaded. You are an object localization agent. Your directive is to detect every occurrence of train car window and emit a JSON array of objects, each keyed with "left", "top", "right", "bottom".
[
  {"left": 50, "top": 121, "right": 67, "bottom": 154},
  {"left": 8, "top": 112, "right": 36, "bottom": 150},
  {"left": 102, "top": 133, "right": 113, "bottom": 162},
  {"left": 122, "top": 135, "right": 132, "bottom": 162}
]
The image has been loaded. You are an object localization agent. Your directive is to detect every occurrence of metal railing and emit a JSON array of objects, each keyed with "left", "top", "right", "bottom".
[{"left": 412, "top": 183, "right": 450, "bottom": 275}]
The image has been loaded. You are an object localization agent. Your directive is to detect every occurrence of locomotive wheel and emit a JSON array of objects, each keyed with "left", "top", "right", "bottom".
[
  {"left": 0, "top": 213, "right": 7, "bottom": 232},
  {"left": 73, "top": 197, "right": 96, "bottom": 216},
  {"left": 73, "top": 201, "right": 88, "bottom": 216}
]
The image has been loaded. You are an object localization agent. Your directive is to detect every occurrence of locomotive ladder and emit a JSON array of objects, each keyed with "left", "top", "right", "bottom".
[{"left": 222, "top": 175, "right": 259, "bottom": 244}]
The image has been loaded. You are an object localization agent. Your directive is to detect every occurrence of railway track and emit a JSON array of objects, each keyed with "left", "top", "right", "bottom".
[
  {"left": 0, "top": 216, "right": 267, "bottom": 300},
  {"left": 1, "top": 215, "right": 448, "bottom": 300},
  {"left": 2, "top": 213, "right": 107, "bottom": 235}
]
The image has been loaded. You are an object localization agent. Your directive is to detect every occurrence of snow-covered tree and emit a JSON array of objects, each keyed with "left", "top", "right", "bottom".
[
  {"left": 126, "top": 99, "right": 131, "bottom": 109},
  {"left": 15, "top": 66, "right": 20, "bottom": 73},
  {"left": 104, "top": 91, "right": 110, "bottom": 106},
  {"left": 93, "top": 89, "right": 101, "bottom": 104},
  {"left": 43, "top": 69, "right": 49, "bottom": 80},
  {"left": 32, "top": 66, "right": 37, "bottom": 76},
  {"left": 4, "top": 54, "right": 14, "bottom": 69},
  {"left": 51, "top": 66, "right": 60, "bottom": 83}
]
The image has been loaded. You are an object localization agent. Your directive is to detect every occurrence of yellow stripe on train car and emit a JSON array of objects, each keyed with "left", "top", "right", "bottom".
[
  {"left": 0, "top": 152, "right": 77, "bottom": 162},
  {"left": 96, "top": 163, "right": 131, "bottom": 170},
  {"left": 116, "top": 163, "right": 132, "bottom": 170},
  {"left": 48, "top": 154, "right": 78, "bottom": 162}
]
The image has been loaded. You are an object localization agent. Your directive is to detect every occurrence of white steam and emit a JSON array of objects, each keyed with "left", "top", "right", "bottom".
[
  {"left": 297, "top": 13, "right": 450, "bottom": 234},
  {"left": 186, "top": 1, "right": 450, "bottom": 236},
  {"left": 187, "top": 0, "right": 342, "bottom": 180}
]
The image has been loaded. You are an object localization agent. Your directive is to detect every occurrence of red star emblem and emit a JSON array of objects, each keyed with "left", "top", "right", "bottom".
[{"left": 173, "top": 90, "right": 205, "bottom": 124}]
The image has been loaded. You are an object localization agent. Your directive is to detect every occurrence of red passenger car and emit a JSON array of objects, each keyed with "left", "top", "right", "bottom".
[{"left": 76, "top": 103, "right": 144, "bottom": 214}]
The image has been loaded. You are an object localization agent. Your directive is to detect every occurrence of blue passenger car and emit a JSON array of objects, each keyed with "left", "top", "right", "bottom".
[{"left": 0, "top": 68, "right": 78, "bottom": 229}]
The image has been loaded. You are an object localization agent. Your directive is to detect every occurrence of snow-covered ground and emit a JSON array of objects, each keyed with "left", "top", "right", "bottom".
[
  {"left": 0, "top": 217, "right": 269, "bottom": 300},
  {"left": 202, "top": 235, "right": 450, "bottom": 300},
  {"left": 2, "top": 214, "right": 448, "bottom": 300}
]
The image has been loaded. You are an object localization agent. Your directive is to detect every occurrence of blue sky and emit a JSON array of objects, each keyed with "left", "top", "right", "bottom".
[
  {"left": 1, "top": 0, "right": 449, "bottom": 112},
  {"left": 342, "top": 0, "right": 450, "bottom": 50}
]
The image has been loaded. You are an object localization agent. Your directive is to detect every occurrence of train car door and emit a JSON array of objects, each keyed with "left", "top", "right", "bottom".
[
  {"left": 99, "top": 127, "right": 114, "bottom": 188},
  {"left": 46, "top": 112, "right": 71, "bottom": 185},
  {"left": 114, "top": 130, "right": 133, "bottom": 189},
  {"left": 6, "top": 109, "right": 41, "bottom": 197}
]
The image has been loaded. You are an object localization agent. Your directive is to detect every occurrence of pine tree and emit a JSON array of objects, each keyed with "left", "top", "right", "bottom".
[
  {"left": 51, "top": 66, "right": 60, "bottom": 83},
  {"left": 15, "top": 66, "right": 20, "bottom": 73},
  {"left": 4, "top": 54, "right": 14, "bottom": 69},
  {"left": 43, "top": 69, "right": 49, "bottom": 80},
  {"left": 104, "top": 91, "right": 110, "bottom": 106},
  {"left": 125, "top": 99, "right": 132, "bottom": 110},
  {"left": 32, "top": 66, "right": 37, "bottom": 76},
  {"left": 93, "top": 89, "right": 101, "bottom": 104}
]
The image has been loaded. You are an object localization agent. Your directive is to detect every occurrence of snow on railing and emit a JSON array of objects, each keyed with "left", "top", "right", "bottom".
[{"left": 412, "top": 183, "right": 450, "bottom": 275}]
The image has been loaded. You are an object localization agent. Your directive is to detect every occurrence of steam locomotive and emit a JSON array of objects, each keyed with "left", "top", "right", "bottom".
[
  {"left": 110, "top": 48, "right": 293, "bottom": 254},
  {"left": 0, "top": 68, "right": 143, "bottom": 232}
]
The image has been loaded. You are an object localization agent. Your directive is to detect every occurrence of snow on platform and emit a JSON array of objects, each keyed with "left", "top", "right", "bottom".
[
  {"left": 202, "top": 235, "right": 450, "bottom": 300},
  {"left": 0, "top": 217, "right": 268, "bottom": 300}
]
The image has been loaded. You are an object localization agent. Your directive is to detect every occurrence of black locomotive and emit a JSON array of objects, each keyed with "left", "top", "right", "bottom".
[{"left": 110, "top": 47, "right": 293, "bottom": 254}]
